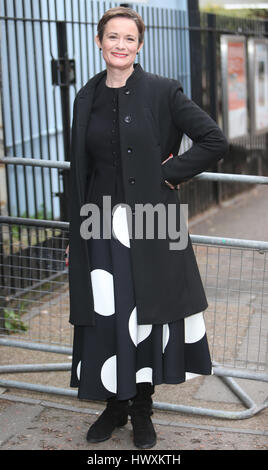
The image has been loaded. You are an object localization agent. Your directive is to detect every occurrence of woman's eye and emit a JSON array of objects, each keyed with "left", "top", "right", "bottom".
[{"left": 107, "top": 35, "right": 136, "bottom": 42}]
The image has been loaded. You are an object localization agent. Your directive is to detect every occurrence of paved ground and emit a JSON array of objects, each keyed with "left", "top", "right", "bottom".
[
  {"left": 0, "top": 185, "right": 268, "bottom": 453},
  {"left": 0, "top": 392, "right": 267, "bottom": 451}
]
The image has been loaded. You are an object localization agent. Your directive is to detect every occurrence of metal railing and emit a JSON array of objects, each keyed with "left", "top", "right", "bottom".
[
  {"left": 0, "top": 0, "right": 192, "bottom": 223},
  {"left": 1, "top": 2, "right": 268, "bottom": 224},
  {"left": 0, "top": 157, "right": 268, "bottom": 420}
]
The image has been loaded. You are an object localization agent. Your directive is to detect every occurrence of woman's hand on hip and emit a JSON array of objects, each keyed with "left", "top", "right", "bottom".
[
  {"left": 164, "top": 180, "right": 180, "bottom": 190},
  {"left": 65, "top": 244, "right": 69, "bottom": 267},
  {"left": 161, "top": 154, "right": 180, "bottom": 190}
]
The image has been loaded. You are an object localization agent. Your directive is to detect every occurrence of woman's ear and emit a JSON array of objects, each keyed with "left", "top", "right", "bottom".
[
  {"left": 95, "top": 35, "right": 102, "bottom": 50},
  {"left": 137, "top": 42, "right": 144, "bottom": 54}
]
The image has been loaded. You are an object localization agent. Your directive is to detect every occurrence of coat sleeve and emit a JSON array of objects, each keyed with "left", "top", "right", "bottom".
[
  {"left": 161, "top": 83, "right": 229, "bottom": 186},
  {"left": 69, "top": 97, "right": 80, "bottom": 225},
  {"left": 68, "top": 95, "right": 95, "bottom": 326}
]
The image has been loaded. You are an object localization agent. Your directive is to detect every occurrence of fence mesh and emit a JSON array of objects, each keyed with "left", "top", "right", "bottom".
[
  {"left": 0, "top": 223, "right": 71, "bottom": 348},
  {"left": 0, "top": 222, "right": 267, "bottom": 374},
  {"left": 195, "top": 244, "right": 268, "bottom": 372}
]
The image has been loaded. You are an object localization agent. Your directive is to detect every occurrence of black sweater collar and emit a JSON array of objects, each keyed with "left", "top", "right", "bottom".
[{"left": 79, "top": 63, "right": 144, "bottom": 97}]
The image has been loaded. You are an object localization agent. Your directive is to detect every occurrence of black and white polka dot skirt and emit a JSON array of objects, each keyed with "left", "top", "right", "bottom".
[{"left": 70, "top": 205, "right": 212, "bottom": 401}]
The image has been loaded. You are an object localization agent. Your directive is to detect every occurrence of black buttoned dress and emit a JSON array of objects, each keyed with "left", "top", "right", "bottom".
[{"left": 70, "top": 76, "right": 212, "bottom": 401}]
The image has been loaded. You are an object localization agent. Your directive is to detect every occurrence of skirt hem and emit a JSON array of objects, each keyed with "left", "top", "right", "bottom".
[{"left": 70, "top": 370, "right": 212, "bottom": 402}]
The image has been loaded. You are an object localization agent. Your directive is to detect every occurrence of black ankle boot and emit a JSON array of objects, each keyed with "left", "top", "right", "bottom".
[
  {"left": 129, "top": 383, "right": 157, "bottom": 449},
  {"left": 86, "top": 397, "right": 129, "bottom": 443}
]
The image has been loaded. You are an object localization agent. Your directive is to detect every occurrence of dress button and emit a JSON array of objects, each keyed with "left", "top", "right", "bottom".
[
  {"left": 124, "top": 89, "right": 130, "bottom": 95},
  {"left": 127, "top": 148, "right": 132, "bottom": 154},
  {"left": 124, "top": 115, "right": 132, "bottom": 123},
  {"left": 129, "top": 177, "right": 135, "bottom": 185}
]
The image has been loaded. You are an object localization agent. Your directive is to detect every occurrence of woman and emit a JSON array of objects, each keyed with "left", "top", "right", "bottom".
[{"left": 67, "top": 7, "right": 229, "bottom": 449}]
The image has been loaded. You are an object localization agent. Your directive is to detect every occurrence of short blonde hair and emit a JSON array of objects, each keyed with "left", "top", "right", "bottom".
[{"left": 97, "top": 7, "right": 145, "bottom": 45}]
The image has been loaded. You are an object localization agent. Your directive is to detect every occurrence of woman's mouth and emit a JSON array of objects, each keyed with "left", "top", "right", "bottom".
[{"left": 111, "top": 52, "right": 128, "bottom": 58}]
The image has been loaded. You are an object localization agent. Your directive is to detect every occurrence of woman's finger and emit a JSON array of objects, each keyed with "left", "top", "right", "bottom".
[
  {"left": 164, "top": 180, "right": 175, "bottom": 189},
  {"left": 65, "top": 244, "right": 69, "bottom": 266}
]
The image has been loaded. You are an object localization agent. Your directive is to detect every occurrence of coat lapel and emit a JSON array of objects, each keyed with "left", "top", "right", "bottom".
[
  {"left": 75, "top": 70, "right": 107, "bottom": 204},
  {"left": 74, "top": 64, "right": 143, "bottom": 205}
]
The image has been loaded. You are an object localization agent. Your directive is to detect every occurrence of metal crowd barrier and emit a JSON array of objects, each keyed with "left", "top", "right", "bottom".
[{"left": 0, "top": 157, "right": 267, "bottom": 420}]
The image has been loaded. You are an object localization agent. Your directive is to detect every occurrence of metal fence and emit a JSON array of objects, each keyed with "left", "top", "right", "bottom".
[
  {"left": 0, "top": 157, "right": 268, "bottom": 420},
  {"left": 0, "top": 218, "right": 70, "bottom": 346},
  {"left": 181, "top": 9, "right": 268, "bottom": 213},
  {"left": 0, "top": 0, "right": 191, "bottom": 223},
  {"left": 1, "top": 1, "right": 268, "bottom": 225}
]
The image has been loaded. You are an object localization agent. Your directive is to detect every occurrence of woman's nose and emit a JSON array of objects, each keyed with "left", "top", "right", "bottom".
[{"left": 116, "top": 38, "right": 126, "bottom": 49}]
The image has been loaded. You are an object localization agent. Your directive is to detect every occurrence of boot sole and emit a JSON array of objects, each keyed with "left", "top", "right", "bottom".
[
  {"left": 134, "top": 437, "right": 157, "bottom": 449},
  {"left": 87, "top": 434, "right": 112, "bottom": 443},
  {"left": 86, "top": 418, "right": 128, "bottom": 443}
]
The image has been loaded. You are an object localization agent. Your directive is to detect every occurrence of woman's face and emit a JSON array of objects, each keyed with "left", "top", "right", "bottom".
[{"left": 95, "top": 17, "right": 143, "bottom": 72}]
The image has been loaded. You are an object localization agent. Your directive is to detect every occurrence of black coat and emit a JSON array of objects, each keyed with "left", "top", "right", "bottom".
[{"left": 68, "top": 64, "right": 229, "bottom": 326}]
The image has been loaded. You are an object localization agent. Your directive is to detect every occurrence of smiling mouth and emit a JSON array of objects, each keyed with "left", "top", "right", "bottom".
[{"left": 112, "top": 52, "right": 128, "bottom": 58}]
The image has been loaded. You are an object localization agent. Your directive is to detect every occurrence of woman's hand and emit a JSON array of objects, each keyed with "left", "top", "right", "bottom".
[
  {"left": 161, "top": 154, "right": 180, "bottom": 190},
  {"left": 65, "top": 244, "right": 69, "bottom": 267},
  {"left": 164, "top": 180, "right": 180, "bottom": 190}
]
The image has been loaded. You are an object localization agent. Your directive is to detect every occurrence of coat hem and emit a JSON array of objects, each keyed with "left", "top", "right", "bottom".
[
  {"left": 70, "top": 369, "right": 212, "bottom": 402},
  {"left": 69, "top": 300, "right": 209, "bottom": 327}
]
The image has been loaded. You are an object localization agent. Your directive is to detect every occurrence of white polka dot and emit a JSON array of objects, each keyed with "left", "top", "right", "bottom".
[
  {"left": 162, "top": 324, "right": 170, "bottom": 353},
  {"left": 136, "top": 367, "right": 153, "bottom": 384},
  {"left": 112, "top": 205, "right": 130, "bottom": 248},
  {"left": 101, "top": 355, "right": 117, "bottom": 393},
  {"left": 186, "top": 372, "right": 201, "bottom": 381},
  {"left": 184, "top": 312, "right": 206, "bottom": 344},
  {"left": 128, "top": 307, "right": 152, "bottom": 346},
  {"left": 90, "top": 269, "right": 115, "bottom": 316},
  {"left": 77, "top": 361, "right": 81, "bottom": 380},
  {"left": 186, "top": 368, "right": 213, "bottom": 381}
]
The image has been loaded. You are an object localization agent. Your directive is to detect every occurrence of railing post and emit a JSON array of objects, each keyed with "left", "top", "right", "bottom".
[
  {"left": 207, "top": 12, "right": 222, "bottom": 206},
  {"left": 265, "top": 20, "right": 268, "bottom": 172},
  {"left": 52, "top": 21, "right": 76, "bottom": 223},
  {"left": 0, "top": 23, "right": 8, "bottom": 334},
  {"left": 0, "top": 27, "right": 8, "bottom": 220},
  {"left": 187, "top": 0, "right": 203, "bottom": 108}
]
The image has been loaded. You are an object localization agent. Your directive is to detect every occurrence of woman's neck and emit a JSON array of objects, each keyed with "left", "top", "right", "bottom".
[{"left": 105, "top": 65, "right": 134, "bottom": 88}]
